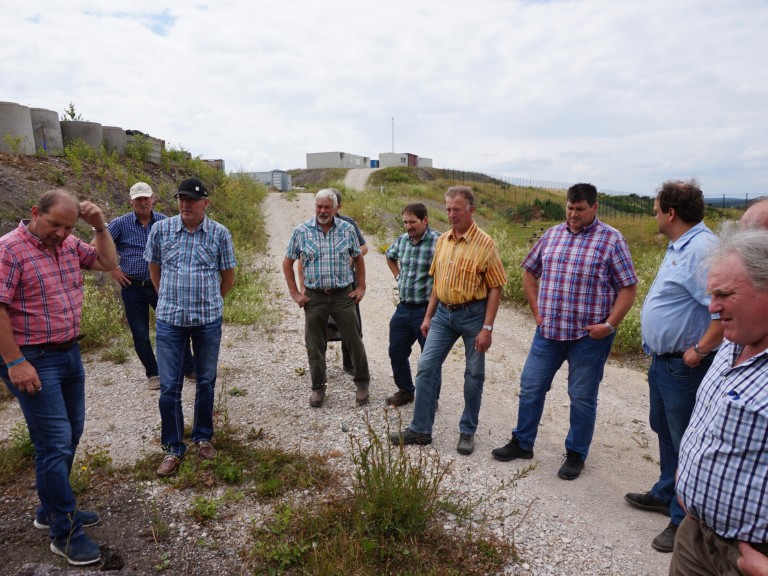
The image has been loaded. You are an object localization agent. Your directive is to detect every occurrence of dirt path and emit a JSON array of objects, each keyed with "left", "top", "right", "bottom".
[{"left": 344, "top": 167, "right": 378, "bottom": 191}]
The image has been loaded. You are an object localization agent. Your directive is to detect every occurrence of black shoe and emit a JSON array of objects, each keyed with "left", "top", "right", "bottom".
[
  {"left": 457, "top": 433, "right": 475, "bottom": 455},
  {"left": 557, "top": 451, "right": 584, "bottom": 480},
  {"left": 389, "top": 428, "right": 432, "bottom": 446},
  {"left": 386, "top": 390, "right": 415, "bottom": 407},
  {"left": 651, "top": 522, "right": 678, "bottom": 553},
  {"left": 491, "top": 436, "right": 533, "bottom": 462},
  {"left": 624, "top": 491, "right": 670, "bottom": 516}
]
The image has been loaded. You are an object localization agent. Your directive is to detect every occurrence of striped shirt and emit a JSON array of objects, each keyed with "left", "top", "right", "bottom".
[
  {"left": 285, "top": 217, "right": 361, "bottom": 290},
  {"left": 144, "top": 215, "right": 237, "bottom": 326},
  {"left": 430, "top": 221, "right": 507, "bottom": 305},
  {"left": 0, "top": 221, "right": 98, "bottom": 345},
  {"left": 677, "top": 341, "right": 768, "bottom": 542},
  {"left": 386, "top": 226, "right": 440, "bottom": 305},
  {"left": 522, "top": 218, "right": 638, "bottom": 341},
  {"left": 107, "top": 210, "right": 166, "bottom": 281}
]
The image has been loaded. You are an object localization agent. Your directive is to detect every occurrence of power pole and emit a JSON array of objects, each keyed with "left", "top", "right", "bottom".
[{"left": 391, "top": 117, "right": 395, "bottom": 153}]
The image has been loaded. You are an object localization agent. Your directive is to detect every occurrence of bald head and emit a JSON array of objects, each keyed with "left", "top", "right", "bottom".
[
  {"left": 742, "top": 198, "right": 768, "bottom": 230},
  {"left": 37, "top": 189, "right": 81, "bottom": 217}
]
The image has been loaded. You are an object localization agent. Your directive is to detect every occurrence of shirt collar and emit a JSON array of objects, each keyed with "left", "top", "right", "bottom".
[
  {"left": 409, "top": 226, "right": 433, "bottom": 246},
  {"left": 447, "top": 220, "right": 478, "bottom": 242},
  {"left": 566, "top": 217, "right": 600, "bottom": 235},
  {"left": 133, "top": 210, "right": 160, "bottom": 226},
  {"left": 173, "top": 214, "right": 208, "bottom": 233},
  {"left": 669, "top": 221, "right": 709, "bottom": 252}
]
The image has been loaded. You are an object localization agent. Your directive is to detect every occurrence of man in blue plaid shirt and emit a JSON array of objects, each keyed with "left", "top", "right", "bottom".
[
  {"left": 671, "top": 228, "right": 768, "bottom": 575},
  {"left": 385, "top": 203, "right": 441, "bottom": 407},
  {"left": 145, "top": 177, "right": 237, "bottom": 477},
  {"left": 283, "top": 189, "right": 370, "bottom": 408}
]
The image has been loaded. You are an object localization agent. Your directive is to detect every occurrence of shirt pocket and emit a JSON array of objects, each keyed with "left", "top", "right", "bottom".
[
  {"left": 711, "top": 397, "right": 768, "bottom": 453},
  {"left": 161, "top": 242, "right": 182, "bottom": 270},
  {"left": 195, "top": 246, "right": 218, "bottom": 271}
]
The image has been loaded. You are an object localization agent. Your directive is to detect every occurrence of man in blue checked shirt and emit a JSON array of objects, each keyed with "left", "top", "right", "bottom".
[
  {"left": 625, "top": 180, "right": 724, "bottom": 553},
  {"left": 283, "top": 189, "right": 370, "bottom": 408},
  {"left": 671, "top": 228, "right": 768, "bottom": 575},
  {"left": 385, "top": 203, "right": 441, "bottom": 408},
  {"left": 106, "top": 182, "right": 193, "bottom": 391},
  {"left": 145, "top": 177, "right": 237, "bottom": 478}
]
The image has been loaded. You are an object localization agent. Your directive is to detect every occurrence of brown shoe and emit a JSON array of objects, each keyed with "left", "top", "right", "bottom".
[
  {"left": 147, "top": 376, "right": 160, "bottom": 391},
  {"left": 156, "top": 454, "right": 182, "bottom": 477},
  {"left": 386, "top": 390, "right": 414, "bottom": 407},
  {"left": 196, "top": 441, "right": 217, "bottom": 460},
  {"left": 310, "top": 388, "right": 326, "bottom": 408},
  {"left": 356, "top": 385, "right": 369, "bottom": 406}
]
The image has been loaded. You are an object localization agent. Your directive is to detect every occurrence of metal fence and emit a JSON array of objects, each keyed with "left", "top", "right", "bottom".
[{"left": 434, "top": 168, "right": 756, "bottom": 217}]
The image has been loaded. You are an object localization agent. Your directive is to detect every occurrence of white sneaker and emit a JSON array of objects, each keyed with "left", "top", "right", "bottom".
[{"left": 147, "top": 376, "right": 160, "bottom": 390}]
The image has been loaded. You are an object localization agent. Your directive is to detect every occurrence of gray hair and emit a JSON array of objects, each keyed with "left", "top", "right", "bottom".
[
  {"left": 742, "top": 197, "right": 768, "bottom": 230},
  {"left": 316, "top": 188, "right": 338, "bottom": 209},
  {"left": 709, "top": 228, "right": 768, "bottom": 291}
]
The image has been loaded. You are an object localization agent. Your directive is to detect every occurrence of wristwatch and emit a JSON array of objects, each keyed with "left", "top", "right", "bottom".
[
  {"left": 482, "top": 325, "right": 493, "bottom": 332},
  {"left": 693, "top": 343, "right": 709, "bottom": 358}
]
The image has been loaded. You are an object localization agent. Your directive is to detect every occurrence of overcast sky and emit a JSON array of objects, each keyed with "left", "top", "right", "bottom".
[{"left": 3, "top": 1, "right": 767, "bottom": 197}]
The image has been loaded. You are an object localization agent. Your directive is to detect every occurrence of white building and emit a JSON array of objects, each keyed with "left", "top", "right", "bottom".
[
  {"left": 306, "top": 151, "right": 370, "bottom": 169},
  {"left": 378, "top": 152, "right": 432, "bottom": 168}
]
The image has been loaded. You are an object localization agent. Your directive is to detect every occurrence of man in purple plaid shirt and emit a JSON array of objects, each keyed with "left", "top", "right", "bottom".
[{"left": 492, "top": 183, "right": 638, "bottom": 480}]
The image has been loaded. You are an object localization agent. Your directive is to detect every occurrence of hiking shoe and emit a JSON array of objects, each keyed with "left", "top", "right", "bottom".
[
  {"left": 355, "top": 385, "right": 369, "bottom": 406},
  {"left": 651, "top": 522, "right": 678, "bottom": 553},
  {"left": 457, "top": 433, "right": 475, "bottom": 455},
  {"left": 35, "top": 509, "right": 100, "bottom": 530},
  {"left": 558, "top": 451, "right": 585, "bottom": 480},
  {"left": 624, "top": 491, "right": 670, "bottom": 516},
  {"left": 310, "top": 388, "right": 326, "bottom": 408},
  {"left": 386, "top": 390, "right": 415, "bottom": 407},
  {"left": 50, "top": 532, "right": 101, "bottom": 566},
  {"left": 389, "top": 428, "right": 432, "bottom": 446},
  {"left": 147, "top": 376, "right": 160, "bottom": 391},
  {"left": 196, "top": 441, "right": 217, "bottom": 460},
  {"left": 156, "top": 454, "right": 182, "bottom": 477},
  {"left": 491, "top": 437, "right": 533, "bottom": 461}
]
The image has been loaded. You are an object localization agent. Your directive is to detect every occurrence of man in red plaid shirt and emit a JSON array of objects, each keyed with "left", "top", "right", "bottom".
[
  {"left": 492, "top": 183, "right": 638, "bottom": 480},
  {"left": 0, "top": 189, "right": 116, "bottom": 566}
]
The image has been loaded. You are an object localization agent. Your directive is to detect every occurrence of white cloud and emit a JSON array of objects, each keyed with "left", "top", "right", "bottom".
[{"left": 2, "top": 0, "right": 767, "bottom": 196}]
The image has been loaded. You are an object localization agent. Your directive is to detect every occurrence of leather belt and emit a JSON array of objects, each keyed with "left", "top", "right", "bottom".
[
  {"left": 660, "top": 352, "right": 684, "bottom": 359},
  {"left": 441, "top": 299, "right": 484, "bottom": 311},
  {"left": 129, "top": 278, "right": 154, "bottom": 287},
  {"left": 307, "top": 285, "right": 351, "bottom": 294},
  {"left": 44, "top": 338, "right": 81, "bottom": 351}
]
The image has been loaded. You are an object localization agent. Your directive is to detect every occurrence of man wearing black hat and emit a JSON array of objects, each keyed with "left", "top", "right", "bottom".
[{"left": 144, "top": 177, "right": 237, "bottom": 477}]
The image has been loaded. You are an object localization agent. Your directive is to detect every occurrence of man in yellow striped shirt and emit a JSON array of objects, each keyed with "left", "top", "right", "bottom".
[{"left": 390, "top": 186, "right": 507, "bottom": 455}]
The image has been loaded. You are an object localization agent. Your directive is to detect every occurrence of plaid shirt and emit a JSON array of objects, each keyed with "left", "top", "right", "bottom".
[
  {"left": 0, "top": 221, "right": 97, "bottom": 346},
  {"left": 144, "top": 215, "right": 237, "bottom": 326},
  {"left": 386, "top": 226, "right": 440, "bottom": 305},
  {"left": 522, "top": 218, "right": 638, "bottom": 341},
  {"left": 677, "top": 341, "right": 768, "bottom": 542},
  {"left": 285, "top": 217, "right": 361, "bottom": 290},
  {"left": 108, "top": 210, "right": 166, "bottom": 281},
  {"left": 430, "top": 221, "right": 507, "bottom": 304}
]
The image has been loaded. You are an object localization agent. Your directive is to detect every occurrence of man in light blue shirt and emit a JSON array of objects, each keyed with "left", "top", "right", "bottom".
[
  {"left": 625, "top": 179, "right": 723, "bottom": 553},
  {"left": 145, "top": 177, "right": 237, "bottom": 477}
]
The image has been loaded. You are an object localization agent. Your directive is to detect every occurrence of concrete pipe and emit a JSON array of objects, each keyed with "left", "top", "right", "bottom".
[{"left": 0, "top": 101, "right": 36, "bottom": 155}]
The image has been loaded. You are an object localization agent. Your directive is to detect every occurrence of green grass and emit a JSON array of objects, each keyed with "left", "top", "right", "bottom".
[{"left": 0, "top": 422, "right": 35, "bottom": 485}]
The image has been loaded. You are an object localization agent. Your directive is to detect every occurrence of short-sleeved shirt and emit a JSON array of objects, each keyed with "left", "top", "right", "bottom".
[
  {"left": 108, "top": 210, "right": 166, "bottom": 281},
  {"left": 285, "top": 216, "right": 361, "bottom": 290},
  {"left": 677, "top": 341, "right": 768, "bottom": 542},
  {"left": 641, "top": 222, "right": 719, "bottom": 355},
  {"left": 386, "top": 226, "right": 440, "bottom": 305},
  {"left": 430, "top": 221, "right": 507, "bottom": 305},
  {"left": 144, "top": 215, "right": 237, "bottom": 326},
  {"left": 522, "top": 218, "right": 638, "bottom": 341},
  {"left": 0, "top": 221, "right": 98, "bottom": 345}
]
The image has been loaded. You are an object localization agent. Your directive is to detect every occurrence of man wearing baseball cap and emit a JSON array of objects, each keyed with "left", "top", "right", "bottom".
[
  {"left": 144, "top": 177, "right": 237, "bottom": 477},
  {"left": 106, "top": 182, "right": 193, "bottom": 390}
]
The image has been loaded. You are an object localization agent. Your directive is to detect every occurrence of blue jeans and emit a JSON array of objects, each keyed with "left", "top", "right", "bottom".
[
  {"left": 389, "top": 303, "right": 442, "bottom": 396},
  {"left": 156, "top": 317, "right": 222, "bottom": 457},
  {"left": 1, "top": 343, "right": 87, "bottom": 540},
  {"left": 409, "top": 301, "right": 486, "bottom": 436},
  {"left": 513, "top": 327, "right": 616, "bottom": 460},
  {"left": 648, "top": 353, "right": 713, "bottom": 526},
  {"left": 121, "top": 283, "right": 194, "bottom": 378}
]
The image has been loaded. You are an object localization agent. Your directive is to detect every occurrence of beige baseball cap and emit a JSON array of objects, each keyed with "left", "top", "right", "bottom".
[{"left": 129, "top": 182, "right": 153, "bottom": 199}]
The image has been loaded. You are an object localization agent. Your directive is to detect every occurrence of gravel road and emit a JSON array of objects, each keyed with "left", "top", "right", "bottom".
[{"left": 0, "top": 191, "right": 671, "bottom": 575}]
